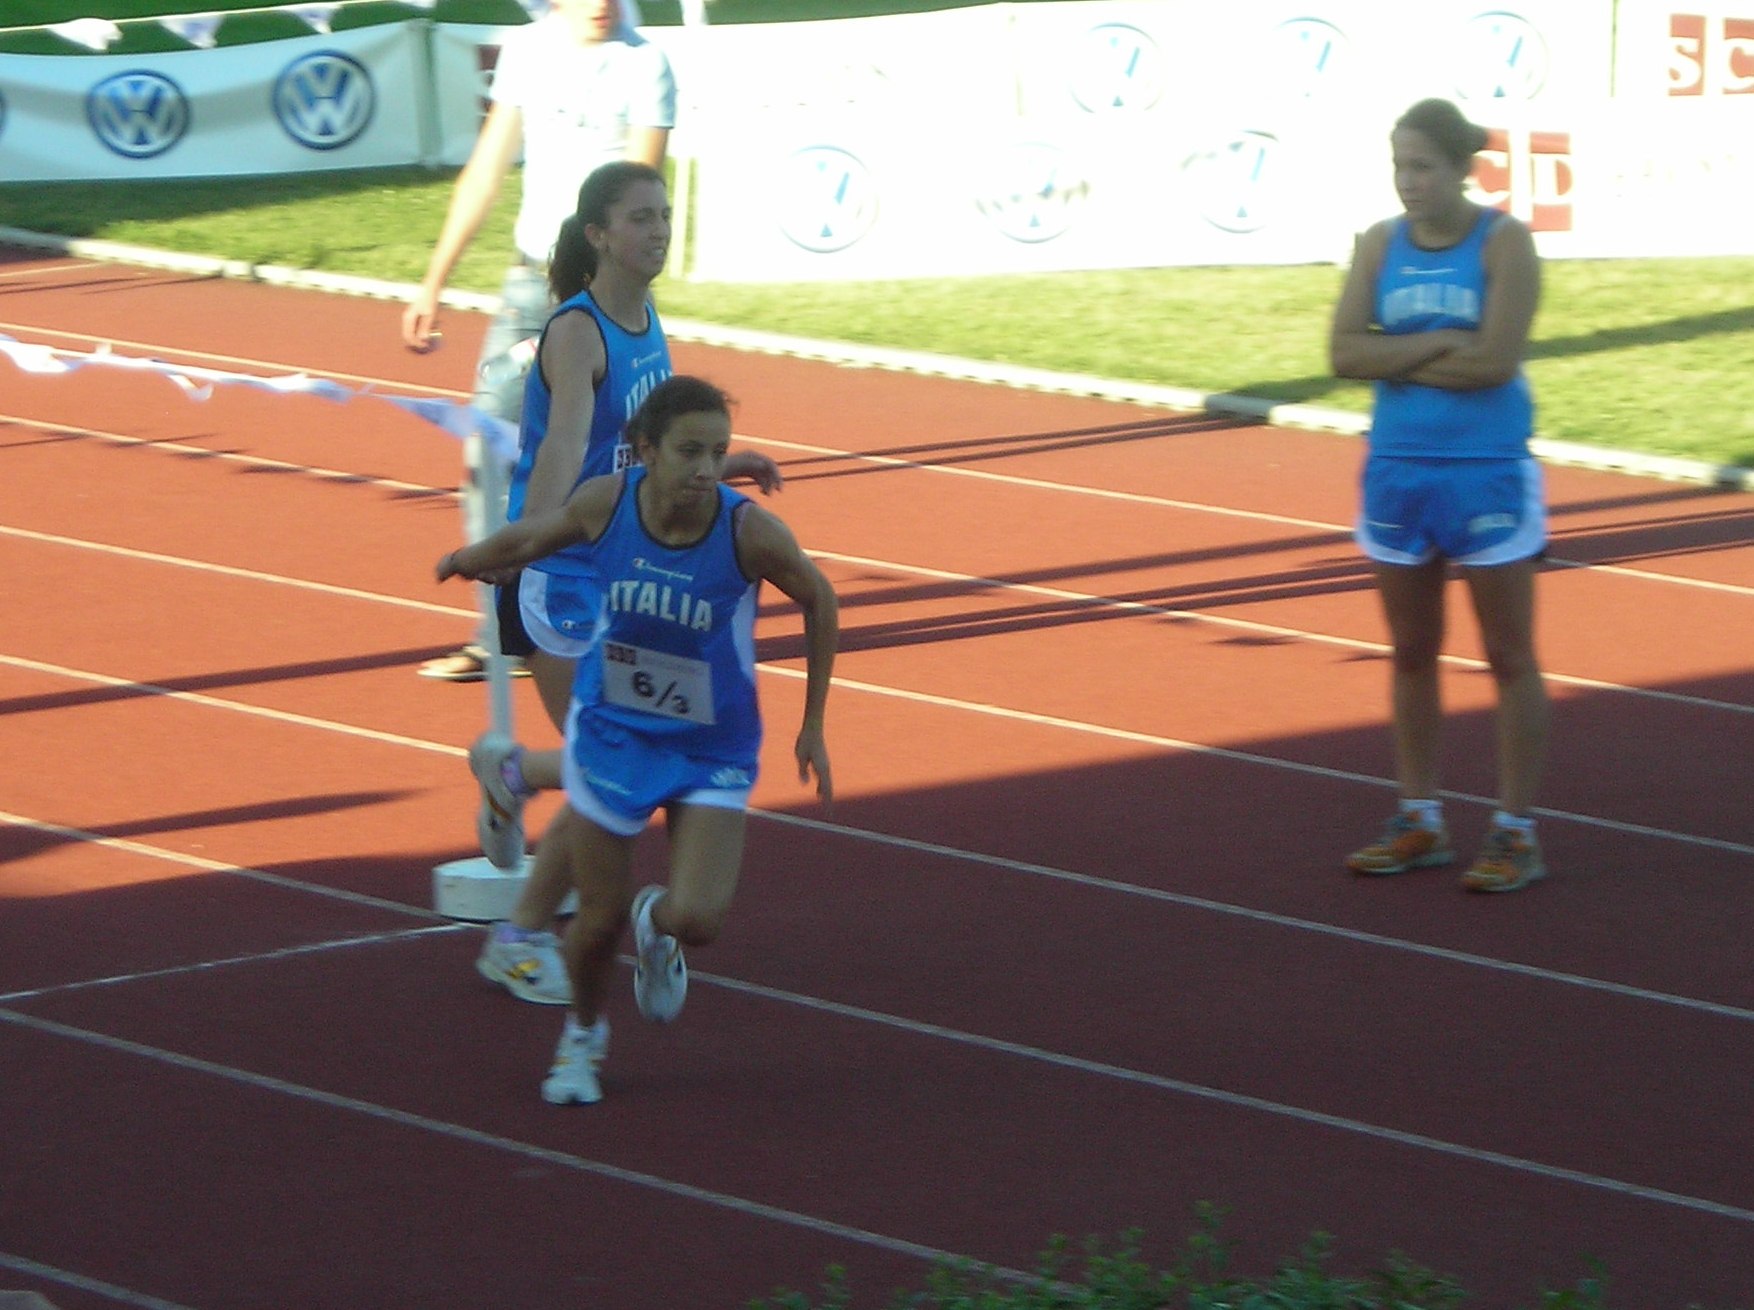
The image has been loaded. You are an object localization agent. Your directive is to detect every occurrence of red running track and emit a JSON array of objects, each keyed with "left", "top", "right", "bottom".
[{"left": 1, "top": 247, "right": 1751, "bottom": 1310}]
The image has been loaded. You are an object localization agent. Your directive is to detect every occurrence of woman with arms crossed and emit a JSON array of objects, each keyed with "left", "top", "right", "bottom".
[
  {"left": 1329, "top": 98, "right": 1549, "bottom": 893},
  {"left": 439, "top": 376, "right": 837, "bottom": 1104}
]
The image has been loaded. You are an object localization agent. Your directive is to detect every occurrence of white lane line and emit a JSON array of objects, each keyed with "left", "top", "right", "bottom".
[
  {"left": 692, "top": 968, "right": 1754, "bottom": 1225},
  {"left": 4, "top": 985, "right": 1750, "bottom": 1233},
  {"left": 749, "top": 432, "right": 1754, "bottom": 598},
  {"left": 0, "top": 1249, "right": 197, "bottom": 1310},
  {"left": 0, "top": 809, "right": 454, "bottom": 919},
  {"left": 4, "top": 636, "right": 1750, "bottom": 861},
  {"left": 6, "top": 392, "right": 1749, "bottom": 599},
  {"left": 0, "top": 526, "right": 470, "bottom": 619},
  {"left": 0, "top": 656, "right": 468, "bottom": 754},
  {"left": 3, "top": 513, "right": 1747, "bottom": 720},
  {"left": 753, "top": 808, "right": 1754, "bottom": 1024},
  {"left": 814, "top": 548, "right": 1754, "bottom": 717},
  {"left": 5, "top": 685, "right": 1751, "bottom": 1024},
  {"left": 0, "top": 409, "right": 457, "bottom": 495},
  {"left": 0, "top": 1006, "right": 1022, "bottom": 1281}
]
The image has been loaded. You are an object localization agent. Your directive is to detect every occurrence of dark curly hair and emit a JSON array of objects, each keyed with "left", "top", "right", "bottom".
[
  {"left": 626, "top": 375, "right": 733, "bottom": 451},
  {"left": 1395, "top": 98, "right": 1489, "bottom": 167}
]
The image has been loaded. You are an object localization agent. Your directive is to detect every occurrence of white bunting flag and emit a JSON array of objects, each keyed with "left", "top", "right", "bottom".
[
  {"left": 45, "top": 18, "right": 123, "bottom": 51},
  {"left": 0, "top": 335, "right": 516, "bottom": 465},
  {"left": 159, "top": 12, "right": 224, "bottom": 47},
  {"left": 285, "top": 4, "right": 341, "bottom": 35}
]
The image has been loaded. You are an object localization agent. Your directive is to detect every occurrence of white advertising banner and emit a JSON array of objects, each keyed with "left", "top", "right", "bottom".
[
  {"left": 1614, "top": 0, "right": 1754, "bottom": 95},
  {"left": 1, "top": 3, "right": 1747, "bottom": 268},
  {"left": 673, "top": 0, "right": 1660, "bottom": 281},
  {"left": 0, "top": 22, "right": 429, "bottom": 181}
]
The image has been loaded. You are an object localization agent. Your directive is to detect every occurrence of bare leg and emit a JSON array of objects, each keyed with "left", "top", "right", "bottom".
[
  {"left": 648, "top": 804, "right": 747, "bottom": 947},
  {"left": 1373, "top": 558, "right": 1448, "bottom": 799},
  {"left": 503, "top": 651, "right": 576, "bottom": 931},
  {"left": 1464, "top": 558, "right": 1548, "bottom": 816},
  {"left": 547, "top": 807, "right": 636, "bottom": 1026}
]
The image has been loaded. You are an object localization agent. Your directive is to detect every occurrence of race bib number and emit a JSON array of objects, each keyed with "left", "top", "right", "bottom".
[
  {"left": 612, "top": 442, "right": 634, "bottom": 473},
  {"left": 601, "top": 641, "right": 715, "bottom": 724}
]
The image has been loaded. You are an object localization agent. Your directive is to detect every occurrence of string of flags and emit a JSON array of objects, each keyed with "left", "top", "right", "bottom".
[
  {"left": 0, "top": 332, "right": 519, "bottom": 467},
  {"left": 0, "top": 0, "right": 550, "bottom": 52}
]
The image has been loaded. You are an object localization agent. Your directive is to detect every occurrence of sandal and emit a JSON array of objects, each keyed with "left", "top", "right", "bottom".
[{"left": 417, "top": 645, "right": 527, "bottom": 681}]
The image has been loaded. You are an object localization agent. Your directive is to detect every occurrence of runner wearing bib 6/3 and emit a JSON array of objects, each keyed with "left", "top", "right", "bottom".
[
  {"left": 435, "top": 376, "right": 837, "bottom": 1106},
  {"left": 562, "top": 464, "right": 762, "bottom": 834}
]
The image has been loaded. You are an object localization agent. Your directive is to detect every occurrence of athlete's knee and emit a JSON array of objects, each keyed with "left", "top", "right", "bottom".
[
  {"left": 657, "top": 893, "right": 727, "bottom": 947},
  {"left": 1480, "top": 641, "right": 1540, "bottom": 685}
]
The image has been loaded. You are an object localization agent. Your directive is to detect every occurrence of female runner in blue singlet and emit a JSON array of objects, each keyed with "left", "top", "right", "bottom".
[
  {"left": 439, "top": 376, "right": 837, "bottom": 1104},
  {"left": 1329, "top": 98, "right": 1549, "bottom": 894},
  {"left": 470, "top": 163, "right": 781, "bottom": 1004}
]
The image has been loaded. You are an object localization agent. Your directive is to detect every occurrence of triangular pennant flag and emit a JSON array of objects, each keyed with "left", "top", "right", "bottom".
[
  {"left": 0, "top": 337, "right": 75, "bottom": 375},
  {"left": 284, "top": 4, "right": 340, "bottom": 35},
  {"left": 46, "top": 18, "right": 123, "bottom": 51},
  {"left": 9, "top": 338, "right": 511, "bottom": 462},
  {"left": 159, "top": 12, "right": 224, "bottom": 48}
]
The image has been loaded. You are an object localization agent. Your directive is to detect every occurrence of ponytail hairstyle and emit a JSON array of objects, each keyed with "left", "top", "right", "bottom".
[
  {"left": 548, "top": 160, "right": 667, "bottom": 302},
  {"left": 1395, "top": 98, "right": 1489, "bottom": 167},
  {"left": 626, "top": 375, "right": 732, "bottom": 456}
]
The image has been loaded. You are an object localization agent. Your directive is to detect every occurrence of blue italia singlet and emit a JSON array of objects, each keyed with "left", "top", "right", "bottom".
[
  {"left": 1370, "top": 210, "right": 1533, "bottom": 459},
  {"left": 507, "top": 290, "right": 672, "bottom": 578},
  {"left": 573, "top": 468, "right": 762, "bottom": 766}
]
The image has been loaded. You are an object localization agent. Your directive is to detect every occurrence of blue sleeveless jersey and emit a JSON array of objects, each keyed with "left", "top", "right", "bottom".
[
  {"left": 573, "top": 468, "right": 762, "bottom": 765},
  {"left": 1370, "top": 210, "right": 1533, "bottom": 459},
  {"left": 508, "top": 290, "right": 672, "bottom": 577}
]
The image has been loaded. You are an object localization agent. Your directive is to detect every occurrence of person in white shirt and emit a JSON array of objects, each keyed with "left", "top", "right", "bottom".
[{"left": 404, "top": 0, "right": 675, "bottom": 683}]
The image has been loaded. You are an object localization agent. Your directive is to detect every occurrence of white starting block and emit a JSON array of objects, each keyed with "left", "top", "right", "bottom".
[
  {"left": 433, "top": 854, "right": 534, "bottom": 922},
  {"left": 433, "top": 855, "right": 579, "bottom": 921}
]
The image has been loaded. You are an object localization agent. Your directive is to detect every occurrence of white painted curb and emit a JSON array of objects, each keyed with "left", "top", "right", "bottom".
[{"left": 4, "top": 225, "right": 1747, "bottom": 493}]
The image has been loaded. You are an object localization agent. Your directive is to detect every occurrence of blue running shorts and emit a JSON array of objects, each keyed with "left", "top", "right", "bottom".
[
  {"left": 1356, "top": 455, "right": 1546, "bottom": 567},
  {"left": 562, "top": 707, "right": 757, "bottom": 837},
  {"left": 519, "top": 568, "right": 603, "bottom": 660}
]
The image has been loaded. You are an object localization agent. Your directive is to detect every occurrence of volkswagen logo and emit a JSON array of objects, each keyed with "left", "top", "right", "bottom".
[
  {"left": 1270, "top": 18, "right": 1350, "bottom": 97},
  {"left": 775, "top": 146, "right": 879, "bottom": 254},
  {"left": 86, "top": 71, "right": 191, "bottom": 160},
  {"left": 1067, "top": 23, "right": 1166, "bottom": 113},
  {"left": 273, "top": 51, "right": 375, "bottom": 151},
  {"left": 1183, "top": 131, "right": 1284, "bottom": 234},
  {"left": 974, "top": 142, "right": 1090, "bottom": 244},
  {"left": 1453, "top": 11, "right": 1550, "bottom": 100}
]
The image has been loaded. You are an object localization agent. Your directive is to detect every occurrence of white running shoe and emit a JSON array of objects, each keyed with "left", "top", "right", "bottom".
[
  {"left": 468, "top": 732, "right": 526, "bottom": 871},
  {"left": 476, "top": 925, "right": 571, "bottom": 1005},
  {"left": 631, "top": 885, "right": 686, "bottom": 1023},
  {"left": 541, "top": 1018, "right": 609, "bottom": 1105}
]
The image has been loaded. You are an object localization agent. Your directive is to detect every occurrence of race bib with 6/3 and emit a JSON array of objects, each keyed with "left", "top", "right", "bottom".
[{"left": 600, "top": 641, "right": 715, "bottom": 725}]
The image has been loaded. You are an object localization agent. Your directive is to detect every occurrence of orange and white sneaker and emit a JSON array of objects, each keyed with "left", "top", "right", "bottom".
[
  {"left": 1347, "top": 812, "right": 1454, "bottom": 876},
  {"left": 1461, "top": 827, "right": 1547, "bottom": 893}
]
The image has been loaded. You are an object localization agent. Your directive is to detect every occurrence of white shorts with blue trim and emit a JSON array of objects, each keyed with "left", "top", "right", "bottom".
[
  {"left": 562, "top": 705, "right": 756, "bottom": 838},
  {"left": 519, "top": 568, "right": 602, "bottom": 660},
  {"left": 1356, "top": 455, "right": 1546, "bottom": 567}
]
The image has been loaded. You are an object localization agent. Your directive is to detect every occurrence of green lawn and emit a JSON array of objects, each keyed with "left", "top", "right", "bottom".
[{"left": 4, "top": 165, "right": 1749, "bottom": 470}]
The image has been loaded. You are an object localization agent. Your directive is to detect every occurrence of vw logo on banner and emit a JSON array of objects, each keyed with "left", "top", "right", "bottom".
[
  {"left": 86, "top": 71, "right": 191, "bottom": 160},
  {"left": 273, "top": 51, "right": 375, "bottom": 151},
  {"left": 1067, "top": 23, "right": 1165, "bottom": 112},
  {"left": 1271, "top": 18, "right": 1350, "bottom": 98},
  {"left": 775, "top": 146, "right": 879, "bottom": 254},
  {"left": 1184, "top": 131, "right": 1284, "bottom": 234},
  {"left": 975, "top": 142, "right": 1090, "bottom": 244},
  {"left": 1453, "top": 11, "right": 1550, "bottom": 100}
]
